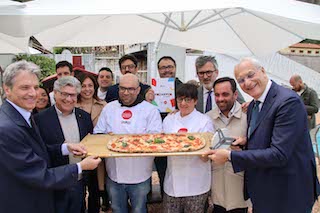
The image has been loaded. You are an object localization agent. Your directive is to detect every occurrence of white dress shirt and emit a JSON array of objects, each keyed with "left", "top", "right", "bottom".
[
  {"left": 94, "top": 100, "right": 162, "bottom": 184},
  {"left": 163, "top": 109, "right": 214, "bottom": 197},
  {"left": 256, "top": 80, "right": 272, "bottom": 111},
  {"left": 97, "top": 87, "right": 107, "bottom": 100}
]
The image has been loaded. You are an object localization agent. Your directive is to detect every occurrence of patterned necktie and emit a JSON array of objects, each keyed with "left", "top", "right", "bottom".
[
  {"left": 249, "top": 100, "right": 261, "bottom": 136},
  {"left": 205, "top": 90, "right": 212, "bottom": 113}
]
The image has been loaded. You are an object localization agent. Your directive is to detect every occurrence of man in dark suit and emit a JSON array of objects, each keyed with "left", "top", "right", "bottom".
[
  {"left": 195, "top": 56, "right": 245, "bottom": 113},
  {"left": 0, "top": 61, "right": 101, "bottom": 213},
  {"left": 105, "top": 54, "right": 150, "bottom": 103},
  {"left": 206, "top": 57, "right": 320, "bottom": 212},
  {"left": 35, "top": 76, "right": 94, "bottom": 213}
]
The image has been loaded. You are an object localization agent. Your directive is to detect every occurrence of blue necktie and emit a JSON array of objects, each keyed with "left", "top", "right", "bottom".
[
  {"left": 205, "top": 90, "right": 212, "bottom": 113},
  {"left": 249, "top": 100, "right": 261, "bottom": 136}
]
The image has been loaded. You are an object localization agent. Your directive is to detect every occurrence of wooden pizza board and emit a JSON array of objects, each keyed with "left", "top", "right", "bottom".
[{"left": 80, "top": 132, "right": 213, "bottom": 158}]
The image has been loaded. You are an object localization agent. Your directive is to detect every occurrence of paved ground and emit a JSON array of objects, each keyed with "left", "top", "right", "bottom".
[{"left": 100, "top": 158, "right": 320, "bottom": 213}]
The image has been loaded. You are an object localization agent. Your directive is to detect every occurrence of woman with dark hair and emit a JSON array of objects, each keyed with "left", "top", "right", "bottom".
[
  {"left": 33, "top": 86, "right": 51, "bottom": 114},
  {"left": 162, "top": 83, "right": 214, "bottom": 212},
  {"left": 76, "top": 75, "right": 108, "bottom": 213}
]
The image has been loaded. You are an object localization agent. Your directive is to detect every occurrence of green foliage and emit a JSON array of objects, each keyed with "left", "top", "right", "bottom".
[
  {"left": 13, "top": 54, "right": 56, "bottom": 80},
  {"left": 53, "top": 47, "right": 65, "bottom": 54},
  {"left": 301, "top": 39, "right": 320, "bottom": 44}
]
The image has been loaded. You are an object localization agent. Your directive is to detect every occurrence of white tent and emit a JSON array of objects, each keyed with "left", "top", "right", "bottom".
[
  {"left": 0, "top": 0, "right": 319, "bottom": 57},
  {"left": 185, "top": 52, "right": 320, "bottom": 100}
]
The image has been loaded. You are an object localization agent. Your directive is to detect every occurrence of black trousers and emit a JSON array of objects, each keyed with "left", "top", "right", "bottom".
[
  {"left": 154, "top": 156, "right": 167, "bottom": 196},
  {"left": 213, "top": 204, "right": 248, "bottom": 213},
  {"left": 85, "top": 169, "right": 100, "bottom": 213}
]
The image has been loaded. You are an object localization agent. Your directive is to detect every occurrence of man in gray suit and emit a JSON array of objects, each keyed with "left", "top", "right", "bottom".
[{"left": 195, "top": 56, "right": 245, "bottom": 113}]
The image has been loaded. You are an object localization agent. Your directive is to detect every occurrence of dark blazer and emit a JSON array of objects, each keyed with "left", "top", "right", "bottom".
[
  {"left": 0, "top": 101, "right": 78, "bottom": 213},
  {"left": 231, "top": 82, "right": 320, "bottom": 213},
  {"left": 196, "top": 85, "right": 245, "bottom": 113},
  {"left": 34, "top": 106, "right": 93, "bottom": 167},
  {"left": 300, "top": 84, "right": 320, "bottom": 129},
  {"left": 105, "top": 82, "right": 150, "bottom": 103}
]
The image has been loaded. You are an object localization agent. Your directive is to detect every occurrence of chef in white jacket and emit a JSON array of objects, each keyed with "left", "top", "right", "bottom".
[
  {"left": 94, "top": 73, "right": 162, "bottom": 213},
  {"left": 162, "top": 83, "right": 214, "bottom": 212}
]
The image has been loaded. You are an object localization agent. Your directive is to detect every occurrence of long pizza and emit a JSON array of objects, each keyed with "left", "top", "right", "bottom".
[{"left": 107, "top": 133, "right": 206, "bottom": 153}]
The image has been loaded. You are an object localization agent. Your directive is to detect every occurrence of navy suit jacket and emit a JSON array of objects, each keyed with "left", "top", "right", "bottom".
[
  {"left": 34, "top": 106, "right": 93, "bottom": 167},
  {"left": 105, "top": 82, "right": 150, "bottom": 103},
  {"left": 231, "top": 82, "right": 320, "bottom": 213},
  {"left": 0, "top": 101, "right": 78, "bottom": 213}
]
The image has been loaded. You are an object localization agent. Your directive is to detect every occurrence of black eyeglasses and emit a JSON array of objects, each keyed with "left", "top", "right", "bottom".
[
  {"left": 57, "top": 90, "right": 77, "bottom": 99},
  {"left": 177, "top": 97, "right": 193, "bottom": 103},
  {"left": 197, "top": 70, "right": 217, "bottom": 77},
  {"left": 120, "top": 64, "right": 136, "bottom": 71},
  {"left": 159, "top": 65, "right": 175, "bottom": 71},
  {"left": 119, "top": 86, "right": 139, "bottom": 93}
]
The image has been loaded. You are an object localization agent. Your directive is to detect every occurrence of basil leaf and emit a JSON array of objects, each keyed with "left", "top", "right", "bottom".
[
  {"left": 187, "top": 136, "right": 195, "bottom": 140},
  {"left": 154, "top": 138, "right": 165, "bottom": 144}
]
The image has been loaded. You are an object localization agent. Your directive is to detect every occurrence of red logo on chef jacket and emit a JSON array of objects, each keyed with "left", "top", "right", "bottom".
[
  {"left": 122, "top": 110, "right": 132, "bottom": 120},
  {"left": 178, "top": 128, "right": 188, "bottom": 133}
]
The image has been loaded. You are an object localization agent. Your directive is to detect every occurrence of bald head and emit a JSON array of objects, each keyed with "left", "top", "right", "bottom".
[
  {"left": 120, "top": 73, "right": 139, "bottom": 87},
  {"left": 289, "top": 74, "right": 304, "bottom": 92},
  {"left": 119, "top": 73, "right": 141, "bottom": 105}
]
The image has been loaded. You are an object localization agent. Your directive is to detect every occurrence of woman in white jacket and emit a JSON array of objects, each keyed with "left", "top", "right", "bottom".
[{"left": 162, "top": 83, "right": 214, "bottom": 212}]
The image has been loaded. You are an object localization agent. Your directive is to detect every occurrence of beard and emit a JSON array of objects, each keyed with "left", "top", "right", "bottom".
[{"left": 203, "top": 81, "right": 214, "bottom": 90}]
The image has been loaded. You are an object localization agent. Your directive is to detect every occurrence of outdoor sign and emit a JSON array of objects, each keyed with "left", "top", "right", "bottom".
[{"left": 151, "top": 77, "right": 175, "bottom": 113}]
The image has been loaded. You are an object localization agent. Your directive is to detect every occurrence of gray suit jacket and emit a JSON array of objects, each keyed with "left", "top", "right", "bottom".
[{"left": 196, "top": 85, "right": 245, "bottom": 113}]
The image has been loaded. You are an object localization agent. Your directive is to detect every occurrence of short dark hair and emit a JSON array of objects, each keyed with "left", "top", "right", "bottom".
[
  {"left": 119, "top": 54, "right": 138, "bottom": 68},
  {"left": 99, "top": 67, "right": 113, "bottom": 79},
  {"left": 176, "top": 83, "right": 198, "bottom": 100},
  {"left": 213, "top": 77, "right": 237, "bottom": 93},
  {"left": 157, "top": 56, "right": 176, "bottom": 68},
  {"left": 56, "top": 60, "right": 73, "bottom": 73}
]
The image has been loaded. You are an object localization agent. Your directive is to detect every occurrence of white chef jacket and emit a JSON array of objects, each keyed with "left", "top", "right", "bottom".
[
  {"left": 163, "top": 109, "right": 214, "bottom": 197},
  {"left": 94, "top": 100, "right": 162, "bottom": 184}
]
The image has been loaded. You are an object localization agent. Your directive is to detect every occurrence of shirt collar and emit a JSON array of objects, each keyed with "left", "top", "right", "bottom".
[
  {"left": 218, "top": 102, "right": 236, "bottom": 118},
  {"left": 6, "top": 99, "right": 32, "bottom": 125},
  {"left": 203, "top": 86, "right": 213, "bottom": 94},
  {"left": 256, "top": 80, "right": 272, "bottom": 104},
  {"left": 54, "top": 105, "right": 75, "bottom": 116}
]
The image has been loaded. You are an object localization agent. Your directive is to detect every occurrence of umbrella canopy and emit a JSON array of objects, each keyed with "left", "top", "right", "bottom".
[{"left": 0, "top": 0, "right": 319, "bottom": 57}]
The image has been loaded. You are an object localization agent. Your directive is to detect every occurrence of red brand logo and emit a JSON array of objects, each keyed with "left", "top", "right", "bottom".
[
  {"left": 178, "top": 128, "right": 188, "bottom": 133},
  {"left": 122, "top": 110, "right": 132, "bottom": 120}
]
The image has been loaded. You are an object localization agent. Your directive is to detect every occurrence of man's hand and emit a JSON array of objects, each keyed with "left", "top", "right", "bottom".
[
  {"left": 145, "top": 89, "right": 155, "bottom": 103},
  {"left": 206, "top": 149, "right": 231, "bottom": 165},
  {"left": 80, "top": 156, "right": 102, "bottom": 170},
  {"left": 230, "top": 136, "right": 247, "bottom": 150},
  {"left": 67, "top": 143, "right": 87, "bottom": 156},
  {"left": 241, "top": 102, "right": 250, "bottom": 113}
]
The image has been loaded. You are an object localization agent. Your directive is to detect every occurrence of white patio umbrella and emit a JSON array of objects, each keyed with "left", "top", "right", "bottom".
[
  {"left": 0, "top": 0, "right": 319, "bottom": 57},
  {"left": 0, "top": 32, "right": 29, "bottom": 54}
]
